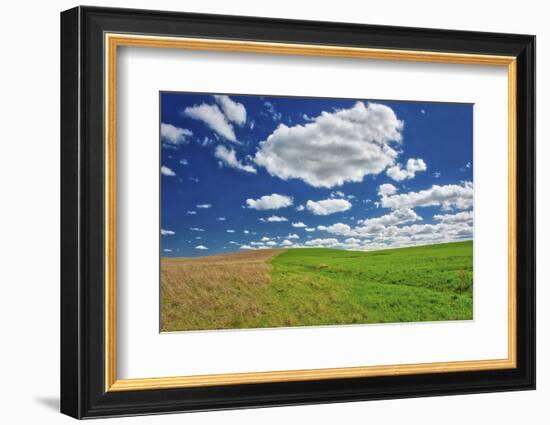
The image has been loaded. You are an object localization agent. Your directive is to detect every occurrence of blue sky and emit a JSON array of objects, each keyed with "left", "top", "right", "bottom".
[{"left": 160, "top": 92, "right": 473, "bottom": 257}]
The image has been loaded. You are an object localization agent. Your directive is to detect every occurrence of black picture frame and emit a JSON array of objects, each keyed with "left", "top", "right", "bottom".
[{"left": 61, "top": 5, "right": 535, "bottom": 419}]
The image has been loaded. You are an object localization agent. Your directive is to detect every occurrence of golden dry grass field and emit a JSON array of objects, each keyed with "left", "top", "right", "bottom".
[{"left": 161, "top": 249, "right": 286, "bottom": 331}]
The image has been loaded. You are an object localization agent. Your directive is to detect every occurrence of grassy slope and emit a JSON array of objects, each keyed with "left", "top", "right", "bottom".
[
  {"left": 260, "top": 241, "right": 473, "bottom": 327},
  {"left": 161, "top": 241, "right": 473, "bottom": 331}
]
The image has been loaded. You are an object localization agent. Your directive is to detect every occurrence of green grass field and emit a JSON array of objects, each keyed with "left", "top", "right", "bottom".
[{"left": 161, "top": 241, "right": 473, "bottom": 331}]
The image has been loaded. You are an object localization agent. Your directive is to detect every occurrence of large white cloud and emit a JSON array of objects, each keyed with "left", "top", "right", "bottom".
[
  {"left": 246, "top": 194, "right": 293, "bottom": 210},
  {"left": 381, "top": 181, "right": 473, "bottom": 211},
  {"left": 184, "top": 103, "right": 237, "bottom": 142},
  {"left": 214, "top": 95, "right": 247, "bottom": 126},
  {"left": 214, "top": 145, "right": 257, "bottom": 174},
  {"left": 386, "top": 158, "right": 427, "bottom": 181},
  {"left": 254, "top": 102, "right": 403, "bottom": 188},
  {"left": 306, "top": 198, "right": 352, "bottom": 215},
  {"left": 160, "top": 123, "right": 192, "bottom": 145}
]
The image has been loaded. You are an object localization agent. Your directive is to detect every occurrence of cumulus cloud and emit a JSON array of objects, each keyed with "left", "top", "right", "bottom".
[
  {"left": 357, "top": 208, "right": 422, "bottom": 227},
  {"left": 378, "top": 183, "right": 398, "bottom": 196},
  {"left": 196, "top": 204, "right": 212, "bottom": 209},
  {"left": 260, "top": 215, "right": 288, "bottom": 222},
  {"left": 433, "top": 210, "right": 474, "bottom": 224},
  {"left": 318, "top": 209, "right": 422, "bottom": 238},
  {"left": 213, "top": 95, "right": 247, "bottom": 126},
  {"left": 161, "top": 123, "right": 193, "bottom": 145},
  {"left": 266, "top": 240, "right": 277, "bottom": 246},
  {"left": 214, "top": 145, "right": 257, "bottom": 173},
  {"left": 280, "top": 240, "right": 293, "bottom": 247},
  {"left": 217, "top": 217, "right": 226, "bottom": 221},
  {"left": 246, "top": 194, "right": 293, "bottom": 210},
  {"left": 292, "top": 222, "right": 307, "bottom": 228},
  {"left": 195, "top": 245, "right": 208, "bottom": 250},
  {"left": 286, "top": 233, "right": 299, "bottom": 239},
  {"left": 386, "top": 158, "right": 427, "bottom": 181},
  {"left": 261, "top": 236, "right": 271, "bottom": 242},
  {"left": 189, "top": 227, "right": 204, "bottom": 232},
  {"left": 226, "top": 229, "right": 235, "bottom": 233},
  {"left": 184, "top": 103, "right": 237, "bottom": 142},
  {"left": 305, "top": 227, "right": 316, "bottom": 232},
  {"left": 306, "top": 198, "right": 352, "bottom": 215},
  {"left": 380, "top": 181, "right": 473, "bottom": 211},
  {"left": 254, "top": 102, "right": 403, "bottom": 188},
  {"left": 305, "top": 238, "right": 341, "bottom": 247},
  {"left": 187, "top": 211, "right": 197, "bottom": 215},
  {"left": 161, "top": 229, "right": 175, "bottom": 236},
  {"left": 161, "top": 165, "right": 176, "bottom": 176}
]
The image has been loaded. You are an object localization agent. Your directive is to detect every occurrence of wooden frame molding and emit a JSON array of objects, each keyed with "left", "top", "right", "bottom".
[{"left": 103, "top": 33, "right": 518, "bottom": 392}]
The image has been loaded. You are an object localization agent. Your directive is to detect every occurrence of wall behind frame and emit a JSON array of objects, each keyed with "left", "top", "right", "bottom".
[{"left": 0, "top": 1, "right": 543, "bottom": 424}]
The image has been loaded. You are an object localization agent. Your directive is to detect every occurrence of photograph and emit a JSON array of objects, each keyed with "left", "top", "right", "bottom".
[{"left": 159, "top": 92, "right": 474, "bottom": 332}]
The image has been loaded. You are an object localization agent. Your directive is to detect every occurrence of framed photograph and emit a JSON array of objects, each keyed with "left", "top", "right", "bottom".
[{"left": 60, "top": 6, "right": 535, "bottom": 419}]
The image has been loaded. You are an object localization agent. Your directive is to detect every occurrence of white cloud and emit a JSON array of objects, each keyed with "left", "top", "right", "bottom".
[
  {"left": 378, "top": 183, "right": 398, "bottom": 196},
  {"left": 266, "top": 241, "right": 277, "bottom": 246},
  {"left": 261, "top": 236, "right": 271, "bottom": 242},
  {"left": 381, "top": 181, "right": 473, "bottom": 211},
  {"left": 295, "top": 205, "right": 305, "bottom": 211},
  {"left": 161, "top": 123, "right": 192, "bottom": 145},
  {"left": 286, "top": 233, "right": 299, "bottom": 239},
  {"left": 196, "top": 204, "right": 212, "bottom": 209},
  {"left": 240, "top": 245, "right": 254, "bottom": 250},
  {"left": 184, "top": 103, "right": 237, "bottom": 142},
  {"left": 213, "top": 95, "right": 246, "bottom": 126},
  {"left": 187, "top": 211, "right": 197, "bottom": 215},
  {"left": 217, "top": 217, "right": 226, "bottom": 221},
  {"left": 214, "top": 145, "right": 257, "bottom": 174},
  {"left": 317, "top": 223, "right": 355, "bottom": 237},
  {"left": 433, "top": 210, "right": 474, "bottom": 224},
  {"left": 305, "top": 227, "right": 316, "bottom": 232},
  {"left": 260, "top": 215, "right": 288, "bottom": 222},
  {"left": 195, "top": 245, "right": 208, "bottom": 250},
  {"left": 306, "top": 198, "right": 352, "bottom": 215},
  {"left": 305, "top": 238, "right": 340, "bottom": 247},
  {"left": 292, "top": 222, "right": 307, "bottom": 228},
  {"left": 243, "top": 230, "right": 250, "bottom": 234},
  {"left": 357, "top": 208, "right": 422, "bottom": 227},
  {"left": 254, "top": 102, "right": 403, "bottom": 188},
  {"left": 179, "top": 158, "right": 188, "bottom": 166},
  {"left": 161, "top": 229, "right": 175, "bottom": 236},
  {"left": 163, "top": 249, "right": 172, "bottom": 252},
  {"left": 189, "top": 227, "right": 204, "bottom": 232},
  {"left": 280, "top": 240, "right": 293, "bottom": 247},
  {"left": 226, "top": 229, "right": 235, "bottom": 233},
  {"left": 246, "top": 194, "right": 293, "bottom": 210},
  {"left": 161, "top": 165, "right": 176, "bottom": 176},
  {"left": 386, "top": 158, "right": 427, "bottom": 181}
]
